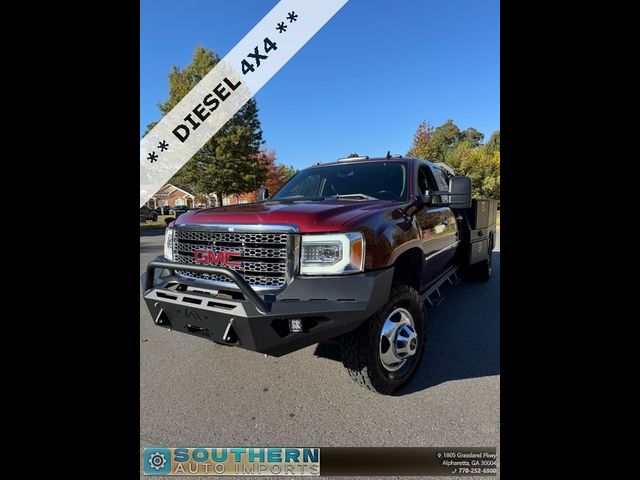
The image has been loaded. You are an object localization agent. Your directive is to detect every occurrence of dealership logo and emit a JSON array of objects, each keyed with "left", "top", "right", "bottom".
[
  {"left": 144, "top": 448, "right": 171, "bottom": 475},
  {"left": 143, "top": 447, "right": 320, "bottom": 476},
  {"left": 194, "top": 249, "right": 241, "bottom": 268}
]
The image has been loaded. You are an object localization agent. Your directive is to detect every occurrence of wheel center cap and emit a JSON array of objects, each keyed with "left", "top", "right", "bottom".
[
  {"left": 395, "top": 324, "right": 418, "bottom": 358},
  {"left": 379, "top": 307, "right": 419, "bottom": 372}
]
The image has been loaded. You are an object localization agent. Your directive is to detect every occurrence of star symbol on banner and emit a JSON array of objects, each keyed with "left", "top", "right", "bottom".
[
  {"left": 276, "top": 22, "right": 287, "bottom": 33},
  {"left": 157, "top": 140, "right": 169, "bottom": 152},
  {"left": 147, "top": 152, "right": 158, "bottom": 163},
  {"left": 287, "top": 11, "right": 298, "bottom": 23}
]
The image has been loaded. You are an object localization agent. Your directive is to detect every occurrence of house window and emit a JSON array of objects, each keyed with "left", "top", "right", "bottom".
[
  {"left": 175, "top": 198, "right": 184, "bottom": 206},
  {"left": 222, "top": 197, "right": 230, "bottom": 206}
]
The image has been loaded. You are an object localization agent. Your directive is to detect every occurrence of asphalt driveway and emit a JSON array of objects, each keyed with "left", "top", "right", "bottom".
[{"left": 140, "top": 230, "right": 500, "bottom": 478}]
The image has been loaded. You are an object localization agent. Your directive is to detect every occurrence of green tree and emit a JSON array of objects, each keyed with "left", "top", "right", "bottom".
[
  {"left": 408, "top": 119, "right": 462, "bottom": 162},
  {"left": 146, "top": 46, "right": 267, "bottom": 206},
  {"left": 409, "top": 120, "right": 500, "bottom": 200},
  {"left": 430, "top": 120, "right": 462, "bottom": 162},
  {"left": 346, "top": 153, "right": 361, "bottom": 158},
  {"left": 278, "top": 164, "right": 297, "bottom": 181},
  {"left": 445, "top": 140, "right": 500, "bottom": 199},
  {"left": 485, "top": 130, "right": 500, "bottom": 155},
  {"left": 459, "top": 127, "right": 484, "bottom": 147}
]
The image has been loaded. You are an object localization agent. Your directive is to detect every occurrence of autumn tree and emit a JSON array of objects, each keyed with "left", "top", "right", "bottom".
[
  {"left": 259, "top": 149, "right": 297, "bottom": 195},
  {"left": 407, "top": 121, "right": 434, "bottom": 159},
  {"left": 145, "top": 46, "right": 267, "bottom": 206}
]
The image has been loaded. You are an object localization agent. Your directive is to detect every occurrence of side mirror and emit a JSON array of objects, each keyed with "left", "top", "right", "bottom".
[
  {"left": 258, "top": 186, "right": 269, "bottom": 201},
  {"left": 448, "top": 176, "right": 472, "bottom": 209},
  {"left": 416, "top": 175, "right": 472, "bottom": 212}
]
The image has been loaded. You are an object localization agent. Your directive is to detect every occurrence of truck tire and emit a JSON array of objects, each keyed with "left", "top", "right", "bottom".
[{"left": 340, "top": 284, "right": 426, "bottom": 394}]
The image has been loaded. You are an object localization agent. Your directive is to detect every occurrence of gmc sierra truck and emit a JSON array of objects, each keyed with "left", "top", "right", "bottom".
[{"left": 142, "top": 155, "right": 498, "bottom": 394}]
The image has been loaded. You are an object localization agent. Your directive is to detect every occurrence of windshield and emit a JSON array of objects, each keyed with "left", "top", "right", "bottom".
[{"left": 271, "top": 162, "right": 408, "bottom": 201}]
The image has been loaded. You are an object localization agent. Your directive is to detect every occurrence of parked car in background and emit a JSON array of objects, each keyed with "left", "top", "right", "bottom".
[
  {"left": 155, "top": 206, "right": 171, "bottom": 215},
  {"left": 140, "top": 206, "right": 158, "bottom": 222},
  {"left": 170, "top": 205, "right": 190, "bottom": 218}
]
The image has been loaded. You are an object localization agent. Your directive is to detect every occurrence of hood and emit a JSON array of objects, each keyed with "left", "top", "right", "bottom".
[{"left": 174, "top": 200, "right": 391, "bottom": 233}]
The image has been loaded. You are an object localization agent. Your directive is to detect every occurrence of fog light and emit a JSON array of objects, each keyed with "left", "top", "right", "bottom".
[{"left": 288, "top": 318, "right": 303, "bottom": 333}]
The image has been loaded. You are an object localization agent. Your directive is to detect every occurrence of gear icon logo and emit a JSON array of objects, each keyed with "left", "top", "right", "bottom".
[
  {"left": 144, "top": 448, "right": 171, "bottom": 474},
  {"left": 149, "top": 451, "right": 167, "bottom": 470}
]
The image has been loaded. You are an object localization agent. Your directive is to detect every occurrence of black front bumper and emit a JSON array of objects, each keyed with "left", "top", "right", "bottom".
[{"left": 142, "top": 257, "right": 393, "bottom": 356}]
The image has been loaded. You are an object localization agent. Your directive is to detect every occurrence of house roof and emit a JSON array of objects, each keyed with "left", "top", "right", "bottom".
[
  {"left": 172, "top": 184, "right": 195, "bottom": 197},
  {"left": 154, "top": 183, "right": 195, "bottom": 198}
]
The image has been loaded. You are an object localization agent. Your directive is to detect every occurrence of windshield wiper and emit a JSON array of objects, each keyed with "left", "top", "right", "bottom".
[
  {"left": 266, "top": 195, "right": 326, "bottom": 202},
  {"left": 331, "top": 193, "right": 378, "bottom": 200}
]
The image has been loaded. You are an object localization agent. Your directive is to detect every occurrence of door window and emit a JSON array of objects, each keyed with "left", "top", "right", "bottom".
[
  {"left": 417, "top": 166, "right": 432, "bottom": 195},
  {"left": 431, "top": 166, "right": 450, "bottom": 203}
]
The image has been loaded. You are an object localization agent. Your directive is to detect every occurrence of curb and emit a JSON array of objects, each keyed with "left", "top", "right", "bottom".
[{"left": 140, "top": 229, "right": 166, "bottom": 237}]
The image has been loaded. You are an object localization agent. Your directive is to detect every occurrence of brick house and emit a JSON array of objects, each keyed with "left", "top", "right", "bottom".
[
  {"left": 147, "top": 184, "right": 262, "bottom": 210},
  {"left": 220, "top": 191, "right": 258, "bottom": 206},
  {"left": 146, "top": 184, "right": 197, "bottom": 209}
]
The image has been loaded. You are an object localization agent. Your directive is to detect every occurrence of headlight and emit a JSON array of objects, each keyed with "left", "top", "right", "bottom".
[
  {"left": 300, "top": 232, "right": 364, "bottom": 275},
  {"left": 164, "top": 226, "right": 174, "bottom": 261}
]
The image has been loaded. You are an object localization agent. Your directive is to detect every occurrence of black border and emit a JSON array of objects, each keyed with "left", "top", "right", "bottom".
[
  {"left": 28, "top": 2, "right": 141, "bottom": 472},
  {"left": 501, "top": 0, "right": 573, "bottom": 475},
  {"left": 25, "top": 1, "right": 553, "bottom": 477}
]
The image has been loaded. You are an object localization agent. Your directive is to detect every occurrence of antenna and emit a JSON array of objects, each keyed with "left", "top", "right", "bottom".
[{"left": 386, "top": 150, "right": 392, "bottom": 159}]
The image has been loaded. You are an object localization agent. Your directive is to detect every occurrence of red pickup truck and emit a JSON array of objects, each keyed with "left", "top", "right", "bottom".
[{"left": 142, "top": 155, "right": 497, "bottom": 394}]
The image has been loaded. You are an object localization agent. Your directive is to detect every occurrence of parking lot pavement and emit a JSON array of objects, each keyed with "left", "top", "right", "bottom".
[{"left": 140, "top": 231, "right": 500, "bottom": 478}]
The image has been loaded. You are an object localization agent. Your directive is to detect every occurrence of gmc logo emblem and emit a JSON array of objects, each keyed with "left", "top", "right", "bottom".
[{"left": 193, "top": 249, "right": 241, "bottom": 268}]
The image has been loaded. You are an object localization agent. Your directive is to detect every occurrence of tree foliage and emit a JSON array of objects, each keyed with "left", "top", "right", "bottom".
[
  {"left": 145, "top": 46, "right": 267, "bottom": 205},
  {"left": 259, "top": 149, "right": 297, "bottom": 195},
  {"left": 407, "top": 121, "right": 435, "bottom": 159},
  {"left": 485, "top": 130, "right": 500, "bottom": 155},
  {"left": 408, "top": 119, "right": 500, "bottom": 199},
  {"left": 459, "top": 127, "right": 484, "bottom": 147}
]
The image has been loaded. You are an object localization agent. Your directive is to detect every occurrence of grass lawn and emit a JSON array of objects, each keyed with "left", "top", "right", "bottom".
[
  {"left": 140, "top": 221, "right": 166, "bottom": 230},
  {"left": 140, "top": 215, "right": 173, "bottom": 231}
]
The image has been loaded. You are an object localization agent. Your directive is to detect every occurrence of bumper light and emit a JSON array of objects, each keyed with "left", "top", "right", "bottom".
[{"left": 288, "top": 318, "right": 303, "bottom": 333}]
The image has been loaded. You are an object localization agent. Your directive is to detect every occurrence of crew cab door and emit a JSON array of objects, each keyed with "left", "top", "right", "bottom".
[{"left": 415, "top": 164, "right": 459, "bottom": 288}]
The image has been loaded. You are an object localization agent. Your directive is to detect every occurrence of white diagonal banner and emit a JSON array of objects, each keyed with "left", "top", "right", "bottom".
[{"left": 140, "top": 0, "right": 349, "bottom": 206}]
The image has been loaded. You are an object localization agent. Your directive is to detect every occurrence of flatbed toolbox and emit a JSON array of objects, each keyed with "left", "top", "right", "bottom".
[{"left": 459, "top": 199, "right": 498, "bottom": 265}]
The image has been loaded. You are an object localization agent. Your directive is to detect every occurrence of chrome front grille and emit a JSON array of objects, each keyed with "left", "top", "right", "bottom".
[{"left": 173, "top": 227, "right": 294, "bottom": 289}]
